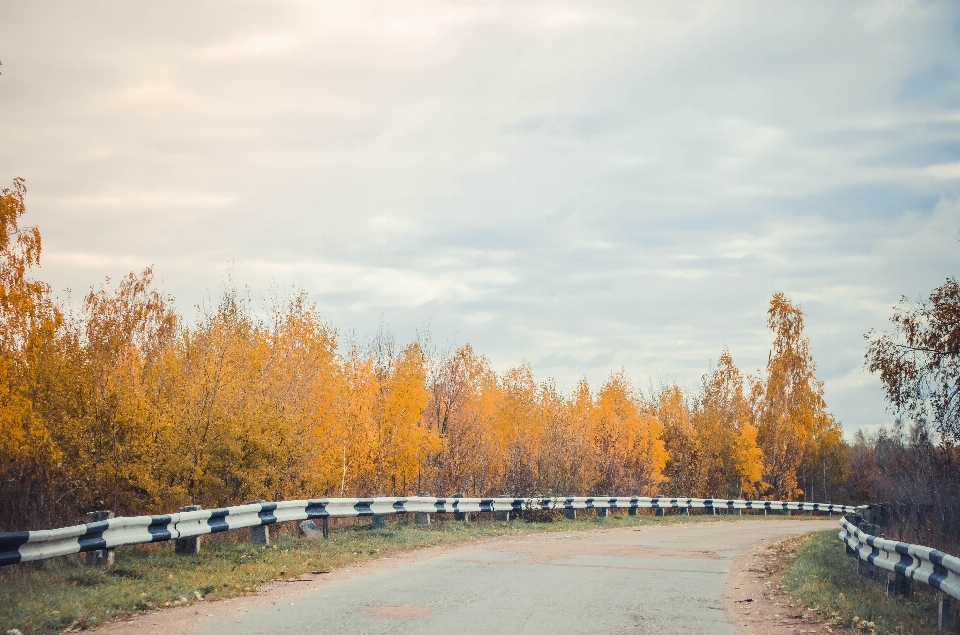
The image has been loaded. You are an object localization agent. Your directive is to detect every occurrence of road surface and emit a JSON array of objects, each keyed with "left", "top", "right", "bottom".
[{"left": 155, "top": 518, "right": 834, "bottom": 635}]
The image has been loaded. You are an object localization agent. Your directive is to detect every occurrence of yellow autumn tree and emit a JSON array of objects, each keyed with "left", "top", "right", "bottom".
[
  {"left": 657, "top": 383, "right": 706, "bottom": 497},
  {"left": 0, "top": 178, "right": 64, "bottom": 528},
  {"left": 369, "top": 342, "right": 438, "bottom": 495},
  {"left": 422, "top": 344, "right": 500, "bottom": 495},
  {"left": 695, "top": 349, "right": 764, "bottom": 498},
  {"left": 754, "top": 293, "right": 829, "bottom": 499},
  {"left": 71, "top": 268, "right": 177, "bottom": 514},
  {"left": 589, "top": 370, "right": 668, "bottom": 495}
]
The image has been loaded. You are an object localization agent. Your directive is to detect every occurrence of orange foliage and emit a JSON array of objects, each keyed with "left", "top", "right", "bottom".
[{"left": 0, "top": 181, "right": 848, "bottom": 529}]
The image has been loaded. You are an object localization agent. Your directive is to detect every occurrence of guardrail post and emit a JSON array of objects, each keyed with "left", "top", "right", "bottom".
[
  {"left": 322, "top": 517, "right": 329, "bottom": 538},
  {"left": 628, "top": 507, "right": 637, "bottom": 516},
  {"left": 85, "top": 510, "right": 114, "bottom": 567},
  {"left": 452, "top": 493, "right": 469, "bottom": 522},
  {"left": 857, "top": 558, "right": 876, "bottom": 579},
  {"left": 682, "top": 507, "right": 689, "bottom": 516},
  {"left": 415, "top": 492, "right": 431, "bottom": 525},
  {"left": 597, "top": 507, "right": 608, "bottom": 518},
  {"left": 175, "top": 505, "right": 202, "bottom": 554},
  {"left": 886, "top": 571, "right": 912, "bottom": 598},
  {"left": 247, "top": 500, "right": 270, "bottom": 544},
  {"left": 938, "top": 592, "right": 952, "bottom": 632},
  {"left": 655, "top": 507, "right": 664, "bottom": 517},
  {"left": 709, "top": 505, "right": 717, "bottom": 516},
  {"left": 495, "top": 510, "right": 511, "bottom": 521},
  {"left": 371, "top": 494, "right": 387, "bottom": 529},
  {"left": 563, "top": 508, "right": 576, "bottom": 520}
]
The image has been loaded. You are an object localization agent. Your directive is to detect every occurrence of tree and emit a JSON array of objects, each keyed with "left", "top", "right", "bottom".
[
  {"left": 0, "top": 178, "right": 65, "bottom": 528},
  {"left": 754, "top": 293, "right": 830, "bottom": 499},
  {"left": 657, "top": 384, "right": 704, "bottom": 497},
  {"left": 696, "top": 349, "right": 764, "bottom": 498},
  {"left": 865, "top": 276, "right": 960, "bottom": 442}
]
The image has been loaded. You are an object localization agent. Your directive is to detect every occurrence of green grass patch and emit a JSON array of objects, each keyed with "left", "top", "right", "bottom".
[
  {"left": 1, "top": 511, "right": 813, "bottom": 635},
  {"left": 781, "top": 531, "right": 945, "bottom": 635}
]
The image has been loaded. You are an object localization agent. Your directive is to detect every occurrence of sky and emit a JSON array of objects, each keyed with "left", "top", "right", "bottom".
[{"left": 1, "top": 0, "right": 958, "bottom": 435}]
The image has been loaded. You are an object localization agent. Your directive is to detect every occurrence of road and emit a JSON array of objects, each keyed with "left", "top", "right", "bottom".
[{"left": 150, "top": 518, "right": 832, "bottom": 635}]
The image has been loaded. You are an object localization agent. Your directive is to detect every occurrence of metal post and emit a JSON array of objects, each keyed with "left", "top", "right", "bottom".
[
  {"left": 655, "top": 507, "right": 664, "bottom": 517},
  {"left": 938, "top": 592, "right": 952, "bottom": 632},
  {"left": 451, "top": 493, "right": 468, "bottom": 521},
  {"left": 682, "top": 507, "right": 689, "bottom": 516},
  {"left": 175, "top": 505, "right": 202, "bottom": 554},
  {"left": 495, "top": 511, "right": 510, "bottom": 521},
  {"left": 415, "top": 492, "right": 431, "bottom": 525},
  {"left": 628, "top": 507, "right": 637, "bottom": 516},
  {"left": 371, "top": 494, "right": 386, "bottom": 528},
  {"left": 886, "top": 571, "right": 912, "bottom": 598},
  {"left": 563, "top": 508, "right": 576, "bottom": 520},
  {"left": 247, "top": 500, "right": 270, "bottom": 544},
  {"left": 322, "top": 517, "right": 329, "bottom": 538},
  {"left": 597, "top": 507, "right": 608, "bottom": 518},
  {"left": 85, "top": 511, "right": 114, "bottom": 567}
]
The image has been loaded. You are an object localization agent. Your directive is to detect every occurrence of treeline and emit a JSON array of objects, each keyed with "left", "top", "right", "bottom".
[
  {"left": 853, "top": 271, "right": 960, "bottom": 554},
  {"left": 0, "top": 180, "right": 849, "bottom": 531},
  {"left": 845, "top": 424, "right": 960, "bottom": 554}
]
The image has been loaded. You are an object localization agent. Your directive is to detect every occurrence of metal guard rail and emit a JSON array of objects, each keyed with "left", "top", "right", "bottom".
[
  {"left": 0, "top": 496, "right": 857, "bottom": 566},
  {"left": 839, "top": 516, "right": 960, "bottom": 601}
]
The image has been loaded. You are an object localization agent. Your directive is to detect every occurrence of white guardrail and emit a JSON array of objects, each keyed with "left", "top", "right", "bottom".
[
  {"left": 839, "top": 515, "right": 960, "bottom": 601},
  {"left": 0, "top": 496, "right": 857, "bottom": 566}
]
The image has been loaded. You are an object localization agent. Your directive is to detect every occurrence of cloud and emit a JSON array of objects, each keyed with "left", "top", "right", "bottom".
[{"left": 1, "top": 0, "right": 958, "bottom": 434}]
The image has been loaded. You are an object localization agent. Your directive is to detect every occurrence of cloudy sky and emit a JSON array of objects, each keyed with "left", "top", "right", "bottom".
[{"left": 1, "top": 0, "right": 958, "bottom": 434}]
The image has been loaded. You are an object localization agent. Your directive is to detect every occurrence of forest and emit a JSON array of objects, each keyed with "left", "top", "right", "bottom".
[{"left": 0, "top": 178, "right": 857, "bottom": 531}]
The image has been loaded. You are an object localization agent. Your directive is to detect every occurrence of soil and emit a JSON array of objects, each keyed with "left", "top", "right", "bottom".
[{"left": 723, "top": 533, "right": 849, "bottom": 634}]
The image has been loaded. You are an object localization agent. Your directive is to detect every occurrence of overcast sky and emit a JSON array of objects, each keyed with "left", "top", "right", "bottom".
[{"left": 1, "top": 0, "right": 958, "bottom": 434}]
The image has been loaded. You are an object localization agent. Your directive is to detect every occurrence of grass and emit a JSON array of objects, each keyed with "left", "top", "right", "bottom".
[
  {"left": 0, "top": 510, "right": 818, "bottom": 635},
  {"left": 780, "top": 531, "right": 946, "bottom": 635}
]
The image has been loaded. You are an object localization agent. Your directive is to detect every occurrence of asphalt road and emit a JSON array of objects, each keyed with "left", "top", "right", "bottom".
[{"left": 187, "top": 518, "right": 835, "bottom": 635}]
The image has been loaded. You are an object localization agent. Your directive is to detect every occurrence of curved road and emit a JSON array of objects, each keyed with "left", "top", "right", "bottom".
[{"left": 167, "top": 518, "right": 833, "bottom": 635}]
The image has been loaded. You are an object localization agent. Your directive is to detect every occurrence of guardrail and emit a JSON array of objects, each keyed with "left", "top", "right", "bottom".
[
  {"left": 839, "top": 514, "right": 959, "bottom": 631},
  {"left": 0, "top": 496, "right": 857, "bottom": 566}
]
